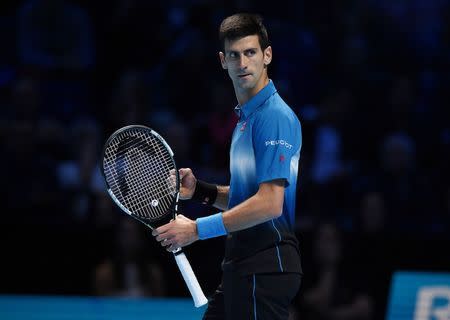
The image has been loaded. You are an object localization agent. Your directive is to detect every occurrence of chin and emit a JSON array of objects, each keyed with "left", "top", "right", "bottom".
[{"left": 237, "top": 80, "right": 255, "bottom": 90}]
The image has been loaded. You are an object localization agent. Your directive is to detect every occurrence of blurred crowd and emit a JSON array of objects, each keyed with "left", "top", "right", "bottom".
[{"left": 0, "top": 0, "right": 449, "bottom": 319}]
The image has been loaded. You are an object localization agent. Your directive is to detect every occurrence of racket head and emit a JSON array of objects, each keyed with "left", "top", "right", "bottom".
[{"left": 101, "top": 125, "right": 180, "bottom": 227}]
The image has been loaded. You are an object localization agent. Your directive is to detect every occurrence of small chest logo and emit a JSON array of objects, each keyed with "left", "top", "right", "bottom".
[{"left": 240, "top": 121, "right": 247, "bottom": 132}]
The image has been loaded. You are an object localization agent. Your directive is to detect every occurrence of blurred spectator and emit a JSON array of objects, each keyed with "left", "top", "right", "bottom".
[
  {"left": 161, "top": 5, "right": 214, "bottom": 117},
  {"left": 92, "top": 217, "right": 167, "bottom": 297},
  {"left": 432, "top": 185, "right": 450, "bottom": 234},
  {"left": 357, "top": 191, "right": 387, "bottom": 235},
  {"left": 384, "top": 75, "right": 418, "bottom": 135},
  {"left": 298, "top": 221, "right": 374, "bottom": 319},
  {"left": 307, "top": 87, "right": 356, "bottom": 228},
  {"left": 2, "top": 75, "right": 41, "bottom": 123},
  {"left": 368, "top": 0, "right": 448, "bottom": 64},
  {"left": 269, "top": 19, "right": 321, "bottom": 107},
  {"left": 56, "top": 119, "right": 103, "bottom": 222},
  {"left": 337, "top": 12, "right": 369, "bottom": 75},
  {"left": 97, "top": 1, "right": 165, "bottom": 70},
  {"left": 1, "top": 75, "right": 64, "bottom": 223},
  {"left": 373, "top": 132, "right": 436, "bottom": 232},
  {"left": 17, "top": 0, "right": 94, "bottom": 71},
  {"left": 160, "top": 120, "right": 192, "bottom": 166},
  {"left": 203, "top": 81, "right": 237, "bottom": 169},
  {"left": 89, "top": 190, "right": 119, "bottom": 232},
  {"left": 105, "top": 68, "right": 154, "bottom": 132},
  {"left": 311, "top": 87, "right": 356, "bottom": 185},
  {"left": 16, "top": 0, "right": 95, "bottom": 124},
  {"left": 350, "top": 191, "right": 395, "bottom": 319},
  {"left": 445, "top": 186, "right": 450, "bottom": 232}
]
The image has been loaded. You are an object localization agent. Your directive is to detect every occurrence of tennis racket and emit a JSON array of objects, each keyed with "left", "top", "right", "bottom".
[{"left": 101, "top": 124, "right": 208, "bottom": 307}]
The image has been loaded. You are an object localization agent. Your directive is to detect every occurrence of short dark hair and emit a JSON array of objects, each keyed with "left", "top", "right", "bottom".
[{"left": 219, "top": 13, "right": 270, "bottom": 51}]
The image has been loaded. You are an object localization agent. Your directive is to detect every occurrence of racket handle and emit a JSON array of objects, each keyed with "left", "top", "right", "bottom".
[{"left": 173, "top": 252, "right": 208, "bottom": 308}]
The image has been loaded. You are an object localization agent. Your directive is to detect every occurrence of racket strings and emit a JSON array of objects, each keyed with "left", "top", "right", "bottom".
[
  {"left": 113, "top": 141, "right": 169, "bottom": 204},
  {"left": 134, "top": 130, "right": 176, "bottom": 197},
  {"left": 106, "top": 142, "right": 172, "bottom": 219},
  {"left": 116, "top": 136, "right": 173, "bottom": 215},
  {"left": 104, "top": 158, "right": 173, "bottom": 217},
  {"left": 121, "top": 133, "right": 174, "bottom": 216},
  {"left": 104, "top": 129, "right": 177, "bottom": 220},
  {"left": 112, "top": 151, "right": 168, "bottom": 218}
]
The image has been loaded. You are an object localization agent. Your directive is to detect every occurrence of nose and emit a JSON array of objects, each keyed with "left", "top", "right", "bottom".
[{"left": 238, "top": 53, "right": 248, "bottom": 70}]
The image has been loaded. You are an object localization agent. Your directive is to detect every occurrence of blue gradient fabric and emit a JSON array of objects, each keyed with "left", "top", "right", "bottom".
[{"left": 224, "top": 80, "right": 302, "bottom": 274}]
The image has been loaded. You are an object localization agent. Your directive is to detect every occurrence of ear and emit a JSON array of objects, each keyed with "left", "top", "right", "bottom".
[
  {"left": 219, "top": 52, "right": 227, "bottom": 69},
  {"left": 263, "top": 46, "right": 272, "bottom": 66}
]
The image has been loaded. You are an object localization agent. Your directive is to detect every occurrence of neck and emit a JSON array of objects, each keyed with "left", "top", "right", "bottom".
[{"left": 235, "top": 75, "right": 269, "bottom": 106}]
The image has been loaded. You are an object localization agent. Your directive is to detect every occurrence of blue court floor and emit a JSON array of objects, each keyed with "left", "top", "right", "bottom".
[{"left": 0, "top": 295, "right": 207, "bottom": 320}]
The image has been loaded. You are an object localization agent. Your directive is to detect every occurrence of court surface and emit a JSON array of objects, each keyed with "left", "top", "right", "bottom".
[{"left": 0, "top": 295, "right": 207, "bottom": 320}]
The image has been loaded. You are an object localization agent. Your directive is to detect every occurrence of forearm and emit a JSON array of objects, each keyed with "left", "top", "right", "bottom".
[
  {"left": 213, "top": 185, "right": 229, "bottom": 211},
  {"left": 157, "top": 181, "right": 284, "bottom": 248},
  {"left": 222, "top": 181, "right": 284, "bottom": 232}
]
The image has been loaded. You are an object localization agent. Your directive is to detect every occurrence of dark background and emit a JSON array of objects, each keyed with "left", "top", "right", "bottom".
[{"left": 0, "top": 0, "right": 449, "bottom": 319}]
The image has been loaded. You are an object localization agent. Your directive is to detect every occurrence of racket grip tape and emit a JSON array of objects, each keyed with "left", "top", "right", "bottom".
[{"left": 173, "top": 252, "right": 208, "bottom": 307}]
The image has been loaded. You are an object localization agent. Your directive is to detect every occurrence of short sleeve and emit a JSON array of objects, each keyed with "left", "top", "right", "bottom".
[{"left": 252, "top": 111, "right": 301, "bottom": 186}]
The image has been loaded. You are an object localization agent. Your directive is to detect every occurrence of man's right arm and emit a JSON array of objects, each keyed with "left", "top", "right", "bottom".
[
  {"left": 214, "top": 185, "right": 229, "bottom": 211},
  {"left": 177, "top": 168, "right": 229, "bottom": 210}
]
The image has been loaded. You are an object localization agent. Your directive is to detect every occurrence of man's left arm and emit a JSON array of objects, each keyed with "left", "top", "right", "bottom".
[
  {"left": 222, "top": 179, "right": 284, "bottom": 232},
  {"left": 153, "top": 179, "right": 285, "bottom": 251}
]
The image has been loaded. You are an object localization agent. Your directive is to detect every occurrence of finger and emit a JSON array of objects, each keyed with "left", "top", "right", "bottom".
[
  {"left": 168, "top": 174, "right": 177, "bottom": 188},
  {"left": 167, "top": 244, "right": 178, "bottom": 252},
  {"left": 153, "top": 223, "right": 171, "bottom": 236},
  {"left": 156, "top": 233, "right": 174, "bottom": 242},
  {"left": 161, "top": 239, "right": 172, "bottom": 247},
  {"left": 179, "top": 168, "right": 191, "bottom": 179},
  {"left": 157, "top": 238, "right": 171, "bottom": 248}
]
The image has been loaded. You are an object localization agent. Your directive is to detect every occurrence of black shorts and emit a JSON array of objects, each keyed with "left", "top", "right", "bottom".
[{"left": 203, "top": 271, "right": 301, "bottom": 320}]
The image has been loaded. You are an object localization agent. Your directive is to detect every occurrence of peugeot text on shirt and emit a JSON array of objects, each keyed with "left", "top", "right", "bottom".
[{"left": 265, "top": 140, "right": 293, "bottom": 149}]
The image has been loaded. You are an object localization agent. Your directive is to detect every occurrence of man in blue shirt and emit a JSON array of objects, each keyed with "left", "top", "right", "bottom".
[{"left": 153, "top": 13, "right": 302, "bottom": 319}]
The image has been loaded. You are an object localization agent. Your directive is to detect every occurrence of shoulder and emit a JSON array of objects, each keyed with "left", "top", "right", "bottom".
[{"left": 255, "top": 94, "right": 301, "bottom": 128}]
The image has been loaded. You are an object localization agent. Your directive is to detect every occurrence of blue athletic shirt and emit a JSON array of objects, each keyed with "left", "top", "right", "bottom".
[{"left": 223, "top": 80, "right": 303, "bottom": 275}]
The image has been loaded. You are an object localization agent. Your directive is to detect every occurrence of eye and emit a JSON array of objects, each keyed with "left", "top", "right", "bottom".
[
  {"left": 228, "top": 52, "right": 238, "bottom": 59},
  {"left": 245, "top": 49, "right": 256, "bottom": 57}
]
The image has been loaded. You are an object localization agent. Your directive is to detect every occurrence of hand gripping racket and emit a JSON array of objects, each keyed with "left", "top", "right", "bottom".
[{"left": 101, "top": 125, "right": 208, "bottom": 307}]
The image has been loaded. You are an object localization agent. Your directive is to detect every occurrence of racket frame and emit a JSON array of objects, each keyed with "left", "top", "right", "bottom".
[
  {"left": 101, "top": 125, "right": 180, "bottom": 227},
  {"left": 101, "top": 125, "right": 208, "bottom": 307}
]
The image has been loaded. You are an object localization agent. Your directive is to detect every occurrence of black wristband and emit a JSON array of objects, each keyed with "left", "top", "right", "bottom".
[{"left": 191, "top": 180, "right": 218, "bottom": 205}]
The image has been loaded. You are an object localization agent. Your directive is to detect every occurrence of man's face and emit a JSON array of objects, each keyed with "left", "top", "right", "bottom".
[{"left": 219, "top": 35, "right": 272, "bottom": 95}]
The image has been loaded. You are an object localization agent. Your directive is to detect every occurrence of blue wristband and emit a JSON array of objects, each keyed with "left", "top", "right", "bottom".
[{"left": 196, "top": 212, "right": 227, "bottom": 240}]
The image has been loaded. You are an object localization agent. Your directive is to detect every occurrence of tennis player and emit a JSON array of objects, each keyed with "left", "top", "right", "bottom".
[{"left": 153, "top": 13, "right": 302, "bottom": 319}]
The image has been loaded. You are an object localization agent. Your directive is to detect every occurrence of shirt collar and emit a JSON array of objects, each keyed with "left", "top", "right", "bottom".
[{"left": 234, "top": 80, "right": 277, "bottom": 120}]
